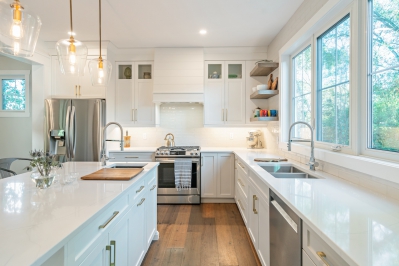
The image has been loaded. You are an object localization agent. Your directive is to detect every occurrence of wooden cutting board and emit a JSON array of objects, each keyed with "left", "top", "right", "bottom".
[
  {"left": 81, "top": 168, "right": 144, "bottom": 180},
  {"left": 254, "top": 158, "right": 287, "bottom": 162}
]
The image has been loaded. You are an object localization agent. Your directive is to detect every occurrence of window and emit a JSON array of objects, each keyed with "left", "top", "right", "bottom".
[
  {"left": 0, "top": 71, "right": 30, "bottom": 117},
  {"left": 316, "top": 15, "right": 350, "bottom": 146},
  {"left": 368, "top": 0, "right": 399, "bottom": 153},
  {"left": 292, "top": 45, "right": 312, "bottom": 139}
]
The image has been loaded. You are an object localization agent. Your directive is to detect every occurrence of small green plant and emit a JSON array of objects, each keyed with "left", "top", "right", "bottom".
[{"left": 29, "top": 150, "right": 62, "bottom": 176}]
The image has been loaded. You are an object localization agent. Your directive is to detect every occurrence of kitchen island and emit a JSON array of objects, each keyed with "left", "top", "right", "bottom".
[{"left": 0, "top": 161, "right": 159, "bottom": 266}]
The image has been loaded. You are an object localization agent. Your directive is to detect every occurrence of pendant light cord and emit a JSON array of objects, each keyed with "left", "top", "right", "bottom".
[
  {"left": 99, "top": 0, "right": 102, "bottom": 58},
  {"left": 69, "top": 0, "right": 73, "bottom": 38}
]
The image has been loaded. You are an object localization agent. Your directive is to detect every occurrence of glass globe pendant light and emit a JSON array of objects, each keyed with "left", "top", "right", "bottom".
[
  {"left": 56, "top": 0, "right": 87, "bottom": 75},
  {"left": 0, "top": 0, "right": 42, "bottom": 57},
  {"left": 89, "top": 0, "right": 112, "bottom": 86}
]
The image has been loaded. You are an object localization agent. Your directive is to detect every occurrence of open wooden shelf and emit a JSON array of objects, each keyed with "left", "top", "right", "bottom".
[
  {"left": 250, "top": 62, "right": 279, "bottom": 77},
  {"left": 250, "top": 117, "right": 279, "bottom": 122},
  {"left": 250, "top": 90, "right": 279, "bottom": 99}
]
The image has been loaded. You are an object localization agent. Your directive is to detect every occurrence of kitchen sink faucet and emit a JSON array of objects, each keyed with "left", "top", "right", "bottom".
[
  {"left": 287, "top": 121, "right": 319, "bottom": 171},
  {"left": 101, "top": 122, "right": 124, "bottom": 166}
]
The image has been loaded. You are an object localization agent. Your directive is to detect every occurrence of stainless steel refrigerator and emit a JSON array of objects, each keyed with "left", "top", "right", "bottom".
[{"left": 44, "top": 98, "right": 106, "bottom": 162}]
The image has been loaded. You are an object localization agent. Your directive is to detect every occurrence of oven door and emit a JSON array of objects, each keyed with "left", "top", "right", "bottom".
[{"left": 156, "top": 158, "right": 200, "bottom": 195}]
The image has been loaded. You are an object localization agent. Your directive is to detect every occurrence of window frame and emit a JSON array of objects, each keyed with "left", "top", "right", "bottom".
[{"left": 0, "top": 70, "right": 30, "bottom": 117}]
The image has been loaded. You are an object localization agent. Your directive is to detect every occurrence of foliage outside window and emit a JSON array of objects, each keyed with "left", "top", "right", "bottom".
[
  {"left": 316, "top": 15, "right": 350, "bottom": 146},
  {"left": 292, "top": 46, "right": 312, "bottom": 139},
  {"left": 369, "top": 0, "right": 399, "bottom": 153},
  {"left": 2, "top": 79, "right": 26, "bottom": 111}
]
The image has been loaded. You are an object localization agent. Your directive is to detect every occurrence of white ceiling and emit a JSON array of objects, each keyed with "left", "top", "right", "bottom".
[{"left": 23, "top": 0, "right": 303, "bottom": 48}]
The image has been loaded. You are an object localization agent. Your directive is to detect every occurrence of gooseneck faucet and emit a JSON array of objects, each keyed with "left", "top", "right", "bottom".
[
  {"left": 101, "top": 122, "right": 124, "bottom": 166},
  {"left": 287, "top": 121, "right": 319, "bottom": 170}
]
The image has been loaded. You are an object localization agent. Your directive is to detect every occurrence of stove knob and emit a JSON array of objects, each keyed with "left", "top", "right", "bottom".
[
  {"left": 195, "top": 152, "right": 198, "bottom": 155},
  {"left": 165, "top": 151, "right": 169, "bottom": 155},
  {"left": 156, "top": 151, "right": 160, "bottom": 155},
  {"left": 190, "top": 152, "right": 194, "bottom": 155},
  {"left": 161, "top": 152, "right": 164, "bottom": 155}
]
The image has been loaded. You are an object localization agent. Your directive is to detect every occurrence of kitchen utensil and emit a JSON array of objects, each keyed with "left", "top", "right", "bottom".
[
  {"left": 164, "top": 133, "right": 175, "bottom": 147},
  {"left": 270, "top": 110, "right": 278, "bottom": 117},
  {"left": 247, "top": 130, "right": 263, "bottom": 149},
  {"left": 267, "top": 74, "right": 273, "bottom": 89},
  {"left": 257, "top": 84, "right": 267, "bottom": 90},
  {"left": 81, "top": 168, "right": 144, "bottom": 180},
  {"left": 254, "top": 107, "right": 261, "bottom": 117},
  {"left": 272, "top": 77, "right": 278, "bottom": 90},
  {"left": 260, "top": 110, "right": 267, "bottom": 117}
]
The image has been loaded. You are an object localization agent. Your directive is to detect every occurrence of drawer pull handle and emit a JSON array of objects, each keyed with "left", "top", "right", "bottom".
[
  {"left": 137, "top": 198, "right": 145, "bottom": 206},
  {"left": 253, "top": 195, "right": 258, "bottom": 214},
  {"left": 237, "top": 199, "right": 245, "bottom": 211},
  {"left": 136, "top": 185, "right": 145, "bottom": 193},
  {"left": 238, "top": 179, "right": 245, "bottom": 187},
  {"left": 238, "top": 162, "right": 245, "bottom": 170},
  {"left": 125, "top": 156, "right": 139, "bottom": 158},
  {"left": 271, "top": 199, "right": 298, "bottom": 233},
  {"left": 316, "top": 251, "right": 330, "bottom": 266},
  {"left": 150, "top": 184, "right": 157, "bottom": 191},
  {"left": 99, "top": 211, "right": 119, "bottom": 229},
  {"left": 110, "top": 240, "right": 116, "bottom": 266},
  {"left": 106, "top": 245, "right": 112, "bottom": 265}
]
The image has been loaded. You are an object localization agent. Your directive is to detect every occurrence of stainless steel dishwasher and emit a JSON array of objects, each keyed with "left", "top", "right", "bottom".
[{"left": 270, "top": 189, "right": 302, "bottom": 266}]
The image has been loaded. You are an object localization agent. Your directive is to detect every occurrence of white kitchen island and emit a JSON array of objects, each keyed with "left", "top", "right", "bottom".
[{"left": 0, "top": 161, "right": 159, "bottom": 266}]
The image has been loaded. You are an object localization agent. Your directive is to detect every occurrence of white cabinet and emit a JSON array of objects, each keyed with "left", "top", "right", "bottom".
[
  {"left": 108, "top": 209, "right": 131, "bottom": 266},
  {"left": 145, "top": 175, "right": 157, "bottom": 248},
  {"left": 115, "top": 62, "right": 155, "bottom": 127},
  {"left": 130, "top": 194, "right": 147, "bottom": 266},
  {"left": 51, "top": 56, "right": 106, "bottom": 98},
  {"left": 204, "top": 61, "right": 245, "bottom": 125},
  {"left": 201, "top": 152, "right": 234, "bottom": 199},
  {"left": 303, "top": 250, "right": 317, "bottom": 266},
  {"left": 108, "top": 152, "right": 155, "bottom": 162}
]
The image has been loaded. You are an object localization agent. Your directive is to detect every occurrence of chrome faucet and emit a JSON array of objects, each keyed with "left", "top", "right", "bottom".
[
  {"left": 101, "top": 122, "right": 124, "bottom": 166},
  {"left": 287, "top": 121, "right": 319, "bottom": 170}
]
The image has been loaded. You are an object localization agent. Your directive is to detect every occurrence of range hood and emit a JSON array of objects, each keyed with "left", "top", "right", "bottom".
[{"left": 153, "top": 48, "right": 204, "bottom": 103}]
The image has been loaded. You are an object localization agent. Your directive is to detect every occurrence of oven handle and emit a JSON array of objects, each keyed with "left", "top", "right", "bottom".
[{"left": 156, "top": 159, "right": 200, "bottom": 163}]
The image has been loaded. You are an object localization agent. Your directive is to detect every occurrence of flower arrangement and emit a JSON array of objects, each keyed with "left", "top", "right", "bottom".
[{"left": 29, "top": 150, "right": 62, "bottom": 177}]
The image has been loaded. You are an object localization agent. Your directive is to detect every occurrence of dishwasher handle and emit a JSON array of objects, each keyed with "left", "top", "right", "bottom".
[{"left": 271, "top": 198, "right": 298, "bottom": 233}]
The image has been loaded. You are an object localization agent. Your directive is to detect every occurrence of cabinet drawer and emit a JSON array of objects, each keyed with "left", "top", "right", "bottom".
[
  {"left": 109, "top": 152, "right": 154, "bottom": 162},
  {"left": 303, "top": 223, "right": 349, "bottom": 266},
  {"left": 67, "top": 194, "right": 129, "bottom": 265},
  {"left": 235, "top": 184, "right": 248, "bottom": 225},
  {"left": 236, "top": 158, "right": 247, "bottom": 176},
  {"left": 236, "top": 168, "right": 248, "bottom": 200},
  {"left": 303, "top": 249, "right": 316, "bottom": 266},
  {"left": 129, "top": 178, "right": 147, "bottom": 201}
]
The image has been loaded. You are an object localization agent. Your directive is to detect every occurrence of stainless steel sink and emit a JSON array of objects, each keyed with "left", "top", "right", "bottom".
[
  {"left": 109, "top": 163, "right": 147, "bottom": 168},
  {"left": 270, "top": 172, "right": 318, "bottom": 179},
  {"left": 261, "top": 165, "right": 304, "bottom": 173}
]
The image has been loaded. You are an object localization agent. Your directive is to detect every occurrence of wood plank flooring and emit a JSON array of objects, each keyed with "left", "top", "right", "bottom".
[{"left": 142, "top": 204, "right": 262, "bottom": 266}]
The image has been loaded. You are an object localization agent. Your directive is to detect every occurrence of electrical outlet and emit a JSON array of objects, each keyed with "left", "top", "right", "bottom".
[
  {"left": 143, "top": 133, "right": 147, "bottom": 140},
  {"left": 230, "top": 133, "right": 234, "bottom": 139}
]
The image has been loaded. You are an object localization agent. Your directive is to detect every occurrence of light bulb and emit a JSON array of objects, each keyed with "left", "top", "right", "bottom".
[
  {"left": 69, "top": 52, "right": 76, "bottom": 65},
  {"left": 98, "top": 68, "right": 104, "bottom": 78},
  {"left": 68, "top": 42, "right": 76, "bottom": 65},
  {"left": 70, "top": 65, "right": 75, "bottom": 73},
  {"left": 10, "top": 21, "right": 23, "bottom": 38},
  {"left": 13, "top": 41, "right": 20, "bottom": 55},
  {"left": 98, "top": 77, "right": 103, "bottom": 84}
]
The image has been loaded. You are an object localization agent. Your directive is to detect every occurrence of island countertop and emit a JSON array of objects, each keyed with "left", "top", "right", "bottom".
[{"left": 0, "top": 161, "right": 159, "bottom": 266}]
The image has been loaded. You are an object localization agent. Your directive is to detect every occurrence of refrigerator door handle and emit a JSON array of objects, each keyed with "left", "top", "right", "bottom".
[
  {"left": 69, "top": 106, "right": 76, "bottom": 159},
  {"left": 65, "top": 105, "right": 71, "bottom": 160}
]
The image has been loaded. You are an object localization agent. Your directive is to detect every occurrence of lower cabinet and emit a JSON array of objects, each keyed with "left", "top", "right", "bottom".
[
  {"left": 145, "top": 175, "right": 157, "bottom": 248},
  {"left": 201, "top": 152, "right": 235, "bottom": 199},
  {"left": 130, "top": 195, "right": 147, "bottom": 266}
]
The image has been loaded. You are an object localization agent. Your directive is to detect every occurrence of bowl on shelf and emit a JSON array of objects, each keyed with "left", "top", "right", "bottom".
[{"left": 257, "top": 84, "right": 267, "bottom": 90}]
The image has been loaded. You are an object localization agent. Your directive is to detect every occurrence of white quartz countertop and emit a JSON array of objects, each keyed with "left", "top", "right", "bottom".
[
  {"left": 109, "top": 147, "right": 158, "bottom": 152},
  {"left": 0, "top": 161, "right": 159, "bottom": 266},
  {"left": 233, "top": 149, "right": 399, "bottom": 266}
]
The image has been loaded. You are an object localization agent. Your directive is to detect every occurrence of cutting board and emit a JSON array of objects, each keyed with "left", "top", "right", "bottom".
[
  {"left": 81, "top": 168, "right": 144, "bottom": 180},
  {"left": 254, "top": 158, "right": 287, "bottom": 162}
]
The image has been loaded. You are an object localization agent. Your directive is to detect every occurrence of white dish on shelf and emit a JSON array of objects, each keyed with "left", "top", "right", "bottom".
[
  {"left": 257, "top": 84, "right": 267, "bottom": 90},
  {"left": 252, "top": 87, "right": 257, "bottom": 92}
]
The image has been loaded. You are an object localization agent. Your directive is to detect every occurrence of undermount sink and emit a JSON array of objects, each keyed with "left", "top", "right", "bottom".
[
  {"left": 109, "top": 163, "right": 147, "bottom": 168},
  {"left": 260, "top": 164, "right": 320, "bottom": 179}
]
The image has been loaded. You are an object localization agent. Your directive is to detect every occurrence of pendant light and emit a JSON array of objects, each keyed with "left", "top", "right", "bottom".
[
  {"left": 89, "top": 0, "right": 112, "bottom": 87},
  {"left": 56, "top": 0, "right": 87, "bottom": 75},
  {"left": 0, "top": 0, "right": 42, "bottom": 57}
]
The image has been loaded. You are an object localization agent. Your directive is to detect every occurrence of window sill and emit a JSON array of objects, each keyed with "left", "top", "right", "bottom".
[
  {"left": 0, "top": 112, "right": 30, "bottom": 118},
  {"left": 279, "top": 142, "right": 399, "bottom": 184}
]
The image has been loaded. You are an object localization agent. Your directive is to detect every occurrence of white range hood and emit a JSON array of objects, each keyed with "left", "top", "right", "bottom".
[{"left": 153, "top": 48, "right": 204, "bottom": 103}]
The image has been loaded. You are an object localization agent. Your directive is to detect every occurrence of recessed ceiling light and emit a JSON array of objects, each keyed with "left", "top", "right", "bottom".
[
  {"left": 68, "top": 31, "right": 76, "bottom": 36},
  {"left": 199, "top": 29, "right": 207, "bottom": 35}
]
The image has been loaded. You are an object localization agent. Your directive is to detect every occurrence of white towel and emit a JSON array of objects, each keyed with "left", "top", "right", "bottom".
[{"left": 174, "top": 159, "right": 192, "bottom": 191}]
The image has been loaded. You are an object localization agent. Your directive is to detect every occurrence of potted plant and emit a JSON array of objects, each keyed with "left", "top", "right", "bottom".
[{"left": 29, "top": 150, "right": 62, "bottom": 189}]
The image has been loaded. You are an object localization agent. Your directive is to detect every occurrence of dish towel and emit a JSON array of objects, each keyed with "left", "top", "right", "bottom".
[{"left": 174, "top": 158, "right": 192, "bottom": 191}]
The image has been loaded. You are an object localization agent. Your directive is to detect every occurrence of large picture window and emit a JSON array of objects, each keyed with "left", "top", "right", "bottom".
[
  {"left": 292, "top": 45, "right": 312, "bottom": 139},
  {"left": 369, "top": 0, "right": 399, "bottom": 153},
  {"left": 316, "top": 15, "right": 350, "bottom": 146}
]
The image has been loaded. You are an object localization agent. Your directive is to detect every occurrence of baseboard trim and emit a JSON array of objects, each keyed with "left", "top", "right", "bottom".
[
  {"left": 153, "top": 230, "right": 159, "bottom": 241},
  {"left": 201, "top": 198, "right": 235, "bottom": 203}
]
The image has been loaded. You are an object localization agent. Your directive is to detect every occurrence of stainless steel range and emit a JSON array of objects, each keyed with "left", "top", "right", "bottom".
[{"left": 156, "top": 146, "right": 201, "bottom": 204}]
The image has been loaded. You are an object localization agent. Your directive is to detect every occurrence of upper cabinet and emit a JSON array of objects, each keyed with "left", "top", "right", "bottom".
[
  {"left": 204, "top": 61, "right": 245, "bottom": 125},
  {"left": 51, "top": 55, "right": 106, "bottom": 98},
  {"left": 115, "top": 62, "right": 155, "bottom": 127}
]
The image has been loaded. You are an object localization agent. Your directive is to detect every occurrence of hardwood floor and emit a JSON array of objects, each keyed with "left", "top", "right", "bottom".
[{"left": 141, "top": 204, "right": 262, "bottom": 266}]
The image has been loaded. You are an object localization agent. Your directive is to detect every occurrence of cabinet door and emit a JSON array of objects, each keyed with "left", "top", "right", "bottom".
[
  {"left": 201, "top": 153, "right": 218, "bottom": 198},
  {"left": 135, "top": 80, "right": 155, "bottom": 126},
  {"left": 248, "top": 185, "right": 259, "bottom": 249},
  {"left": 79, "top": 235, "right": 108, "bottom": 266},
  {"left": 130, "top": 195, "right": 146, "bottom": 266},
  {"left": 77, "top": 55, "right": 106, "bottom": 98},
  {"left": 145, "top": 177, "right": 157, "bottom": 248},
  {"left": 257, "top": 194, "right": 270, "bottom": 266},
  {"left": 51, "top": 56, "right": 79, "bottom": 98},
  {"left": 302, "top": 250, "right": 317, "bottom": 266},
  {"left": 109, "top": 210, "right": 131, "bottom": 266},
  {"left": 204, "top": 61, "right": 225, "bottom": 125},
  {"left": 225, "top": 61, "right": 245, "bottom": 124},
  {"left": 217, "top": 153, "right": 235, "bottom": 198},
  {"left": 116, "top": 78, "right": 134, "bottom": 126}
]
